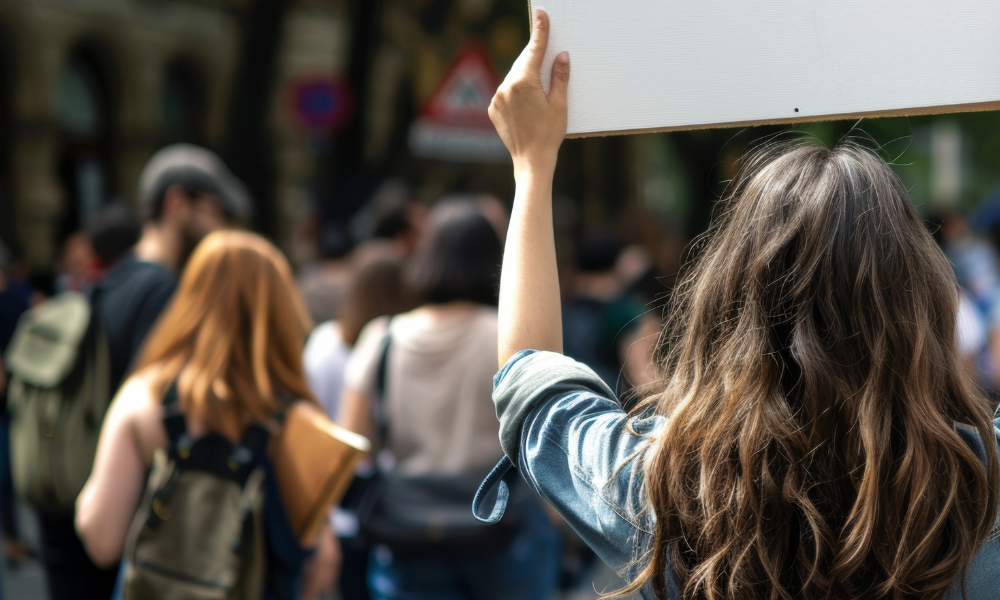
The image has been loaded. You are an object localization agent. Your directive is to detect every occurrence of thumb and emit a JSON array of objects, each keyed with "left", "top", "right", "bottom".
[
  {"left": 524, "top": 9, "right": 550, "bottom": 76},
  {"left": 547, "top": 51, "right": 570, "bottom": 107}
]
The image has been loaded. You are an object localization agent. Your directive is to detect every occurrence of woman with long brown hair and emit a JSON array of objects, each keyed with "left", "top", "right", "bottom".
[
  {"left": 476, "top": 9, "right": 1000, "bottom": 600},
  {"left": 75, "top": 230, "right": 337, "bottom": 599}
]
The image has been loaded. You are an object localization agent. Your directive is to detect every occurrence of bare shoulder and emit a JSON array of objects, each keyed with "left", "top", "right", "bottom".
[
  {"left": 112, "top": 371, "right": 161, "bottom": 418},
  {"left": 110, "top": 369, "right": 168, "bottom": 464}
]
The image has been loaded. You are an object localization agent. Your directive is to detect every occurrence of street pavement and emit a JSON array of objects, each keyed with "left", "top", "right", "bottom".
[
  {"left": 2, "top": 501, "right": 46, "bottom": 599},
  {"left": 0, "top": 499, "right": 631, "bottom": 600}
]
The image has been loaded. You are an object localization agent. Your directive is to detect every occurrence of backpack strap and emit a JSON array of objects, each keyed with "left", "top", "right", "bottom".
[
  {"left": 161, "top": 380, "right": 272, "bottom": 485},
  {"left": 239, "top": 422, "right": 271, "bottom": 457},
  {"left": 162, "top": 382, "right": 188, "bottom": 450}
]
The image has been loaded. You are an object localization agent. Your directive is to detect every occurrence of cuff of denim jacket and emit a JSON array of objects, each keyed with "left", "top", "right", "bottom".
[
  {"left": 493, "top": 350, "right": 537, "bottom": 464},
  {"left": 492, "top": 349, "right": 615, "bottom": 465}
]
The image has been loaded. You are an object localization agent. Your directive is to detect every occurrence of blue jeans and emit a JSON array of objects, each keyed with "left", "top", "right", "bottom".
[{"left": 367, "top": 499, "right": 560, "bottom": 600}]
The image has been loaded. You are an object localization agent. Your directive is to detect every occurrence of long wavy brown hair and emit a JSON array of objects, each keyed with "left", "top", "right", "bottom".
[
  {"left": 626, "top": 140, "right": 999, "bottom": 600},
  {"left": 136, "top": 230, "right": 318, "bottom": 440}
]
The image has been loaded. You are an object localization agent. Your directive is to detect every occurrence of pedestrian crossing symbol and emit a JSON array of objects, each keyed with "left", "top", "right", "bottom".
[{"left": 409, "top": 43, "right": 508, "bottom": 163}]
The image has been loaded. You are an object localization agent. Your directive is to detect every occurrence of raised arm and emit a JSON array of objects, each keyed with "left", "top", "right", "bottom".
[{"left": 490, "top": 9, "right": 570, "bottom": 367}]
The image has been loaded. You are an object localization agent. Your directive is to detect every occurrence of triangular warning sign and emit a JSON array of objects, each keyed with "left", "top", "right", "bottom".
[
  {"left": 419, "top": 43, "right": 499, "bottom": 128},
  {"left": 409, "top": 43, "right": 508, "bottom": 163}
]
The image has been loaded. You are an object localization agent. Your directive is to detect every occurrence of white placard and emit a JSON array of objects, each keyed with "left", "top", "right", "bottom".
[{"left": 531, "top": 1, "right": 1000, "bottom": 137}]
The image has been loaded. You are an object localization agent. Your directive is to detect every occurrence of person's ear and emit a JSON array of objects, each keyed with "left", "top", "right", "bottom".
[{"left": 161, "top": 184, "right": 192, "bottom": 222}]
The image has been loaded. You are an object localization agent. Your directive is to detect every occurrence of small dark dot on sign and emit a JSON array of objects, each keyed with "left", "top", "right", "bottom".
[{"left": 794, "top": 108, "right": 800, "bottom": 113}]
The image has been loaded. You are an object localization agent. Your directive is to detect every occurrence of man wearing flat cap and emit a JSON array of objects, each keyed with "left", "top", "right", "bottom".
[
  {"left": 135, "top": 143, "right": 251, "bottom": 273},
  {"left": 34, "top": 145, "right": 250, "bottom": 600}
]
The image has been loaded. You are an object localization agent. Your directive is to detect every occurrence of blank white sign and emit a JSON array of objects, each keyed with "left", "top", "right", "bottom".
[{"left": 532, "top": 1, "right": 1000, "bottom": 137}]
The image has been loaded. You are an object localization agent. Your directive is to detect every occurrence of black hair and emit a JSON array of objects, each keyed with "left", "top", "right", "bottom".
[
  {"left": 147, "top": 171, "right": 223, "bottom": 221},
  {"left": 317, "top": 221, "right": 354, "bottom": 260},
  {"left": 407, "top": 201, "right": 501, "bottom": 306},
  {"left": 373, "top": 200, "right": 414, "bottom": 239},
  {"left": 576, "top": 231, "right": 624, "bottom": 273},
  {"left": 87, "top": 202, "right": 141, "bottom": 266},
  {"left": 27, "top": 268, "right": 56, "bottom": 299}
]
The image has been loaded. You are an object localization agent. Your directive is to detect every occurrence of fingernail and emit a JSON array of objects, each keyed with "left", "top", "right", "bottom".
[{"left": 556, "top": 51, "right": 569, "bottom": 64}]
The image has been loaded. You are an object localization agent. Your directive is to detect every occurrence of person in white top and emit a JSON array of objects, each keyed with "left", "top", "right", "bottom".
[{"left": 304, "top": 249, "right": 413, "bottom": 422}]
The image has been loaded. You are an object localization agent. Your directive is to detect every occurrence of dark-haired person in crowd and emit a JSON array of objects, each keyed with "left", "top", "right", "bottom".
[
  {"left": 480, "top": 10, "right": 1000, "bottom": 600},
  {"left": 0, "top": 242, "right": 28, "bottom": 568},
  {"left": 298, "top": 221, "right": 356, "bottom": 324},
  {"left": 303, "top": 244, "right": 416, "bottom": 600},
  {"left": 339, "top": 200, "right": 559, "bottom": 600},
  {"left": 305, "top": 243, "right": 415, "bottom": 431},
  {"left": 54, "top": 232, "right": 98, "bottom": 294},
  {"left": 34, "top": 202, "right": 177, "bottom": 600},
  {"left": 562, "top": 232, "right": 648, "bottom": 392},
  {"left": 135, "top": 144, "right": 251, "bottom": 273},
  {"left": 88, "top": 202, "right": 177, "bottom": 394},
  {"left": 360, "top": 181, "right": 428, "bottom": 258}
]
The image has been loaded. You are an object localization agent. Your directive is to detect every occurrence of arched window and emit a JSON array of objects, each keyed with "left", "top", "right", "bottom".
[
  {"left": 57, "top": 54, "right": 104, "bottom": 137},
  {"left": 56, "top": 43, "right": 116, "bottom": 243},
  {"left": 0, "top": 24, "right": 14, "bottom": 247},
  {"left": 162, "top": 57, "right": 206, "bottom": 144}
]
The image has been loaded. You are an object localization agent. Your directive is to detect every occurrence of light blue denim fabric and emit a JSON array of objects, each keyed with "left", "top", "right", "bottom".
[{"left": 487, "top": 350, "right": 1000, "bottom": 600}]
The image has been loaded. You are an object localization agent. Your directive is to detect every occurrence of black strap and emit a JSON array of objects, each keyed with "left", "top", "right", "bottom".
[
  {"left": 160, "top": 380, "right": 271, "bottom": 484},
  {"left": 373, "top": 322, "right": 393, "bottom": 445},
  {"left": 238, "top": 422, "right": 271, "bottom": 457},
  {"left": 162, "top": 382, "right": 186, "bottom": 447}
]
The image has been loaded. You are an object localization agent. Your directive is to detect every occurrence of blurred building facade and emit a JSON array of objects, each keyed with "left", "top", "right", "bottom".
[
  {"left": 0, "top": 0, "right": 648, "bottom": 268},
  {"left": 0, "top": 0, "right": 347, "bottom": 265},
  {"left": 4, "top": 0, "right": 994, "bottom": 272},
  {"left": 0, "top": 0, "right": 242, "bottom": 263}
]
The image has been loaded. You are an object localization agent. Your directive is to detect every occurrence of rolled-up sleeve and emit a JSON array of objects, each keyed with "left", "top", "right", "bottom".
[{"left": 493, "top": 350, "right": 663, "bottom": 578}]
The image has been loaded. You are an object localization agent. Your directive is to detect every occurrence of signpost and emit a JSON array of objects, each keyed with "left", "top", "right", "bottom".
[{"left": 530, "top": 0, "right": 1000, "bottom": 137}]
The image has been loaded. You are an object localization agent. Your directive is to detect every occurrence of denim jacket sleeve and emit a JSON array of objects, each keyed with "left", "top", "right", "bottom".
[{"left": 494, "top": 350, "right": 665, "bottom": 580}]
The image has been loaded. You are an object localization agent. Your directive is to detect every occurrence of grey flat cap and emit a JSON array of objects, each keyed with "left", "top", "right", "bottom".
[{"left": 138, "top": 144, "right": 251, "bottom": 220}]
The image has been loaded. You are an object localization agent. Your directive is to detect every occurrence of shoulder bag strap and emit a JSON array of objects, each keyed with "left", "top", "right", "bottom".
[
  {"left": 161, "top": 381, "right": 187, "bottom": 448},
  {"left": 373, "top": 319, "right": 393, "bottom": 445}
]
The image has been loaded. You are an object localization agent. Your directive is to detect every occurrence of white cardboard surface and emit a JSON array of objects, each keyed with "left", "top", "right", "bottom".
[{"left": 532, "top": 1, "right": 1000, "bottom": 137}]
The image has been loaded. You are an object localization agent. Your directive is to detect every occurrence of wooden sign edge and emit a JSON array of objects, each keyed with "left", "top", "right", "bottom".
[{"left": 564, "top": 100, "right": 1000, "bottom": 139}]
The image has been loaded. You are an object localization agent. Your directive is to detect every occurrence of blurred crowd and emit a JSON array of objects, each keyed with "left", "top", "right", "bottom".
[
  {"left": 927, "top": 208, "right": 1000, "bottom": 396},
  {"left": 3, "top": 140, "right": 1000, "bottom": 600},
  {"left": 0, "top": 143, "right": 681, "bottom": 600}
]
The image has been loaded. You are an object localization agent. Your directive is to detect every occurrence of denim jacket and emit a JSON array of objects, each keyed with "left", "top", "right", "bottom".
[{"left": 475, "top": 350, "right": 1000, "bottom": 600}]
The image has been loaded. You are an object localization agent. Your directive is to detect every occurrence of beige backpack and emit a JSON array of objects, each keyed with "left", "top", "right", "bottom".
[
  {"left": 122, "top": 384, "right": 269, "bottom": 600},
  {"left": 3, "top": 291, "right": 110, "bottom": 516}
]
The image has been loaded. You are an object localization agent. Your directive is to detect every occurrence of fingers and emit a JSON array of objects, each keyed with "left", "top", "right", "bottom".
[
  {"left": 547, "top": 51, "right": 570, "bottom": 108},
  {"left": 524, "top": 9, "right": 550, "bottom": 76}
]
